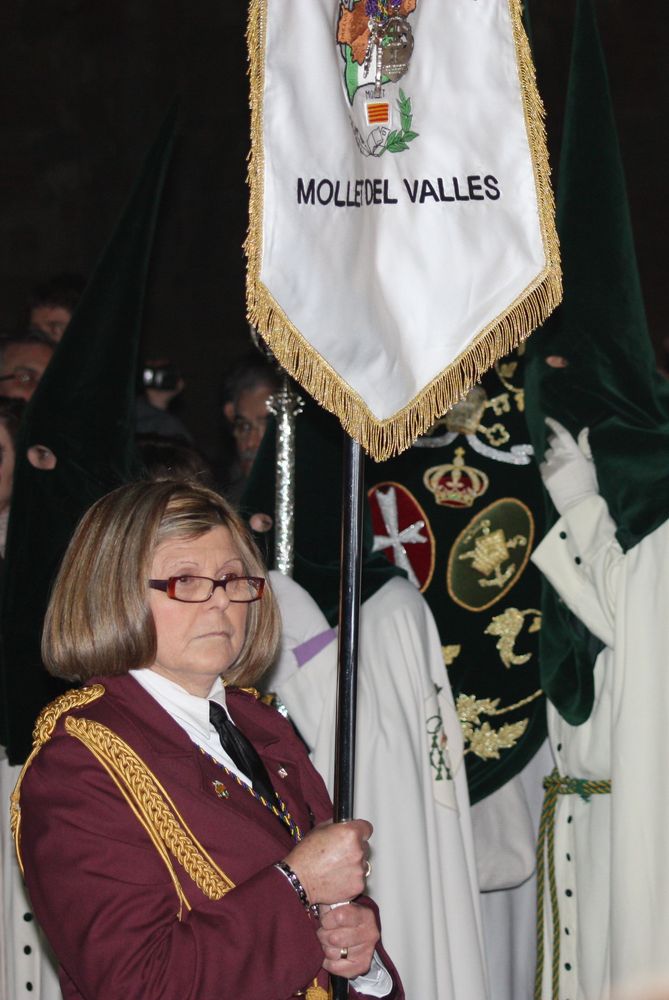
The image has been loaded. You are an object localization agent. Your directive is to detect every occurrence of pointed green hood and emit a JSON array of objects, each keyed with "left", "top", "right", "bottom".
[{"left": 525, "top": 0, "right": 669, "bottom": 724}]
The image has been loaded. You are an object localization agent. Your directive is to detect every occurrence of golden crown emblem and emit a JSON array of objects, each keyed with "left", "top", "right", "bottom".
[{"left": 423, "top": 447, "right": 489, "bottom": 509}]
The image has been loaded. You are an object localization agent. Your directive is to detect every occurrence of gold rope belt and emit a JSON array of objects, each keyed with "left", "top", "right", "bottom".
[{"left": 534, "top": 767, "right": 611, "bottom": 1000}]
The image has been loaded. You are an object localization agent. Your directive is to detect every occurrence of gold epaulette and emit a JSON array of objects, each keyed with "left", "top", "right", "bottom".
[
  {"left": 11, "top": 684, "right": 106, "bottom": 870},
  {"left": 230, "top": 684, "right": 262, "bottom": 700},
  {"left": 12, "top": 685, "right": 236, "bottom": 917}
]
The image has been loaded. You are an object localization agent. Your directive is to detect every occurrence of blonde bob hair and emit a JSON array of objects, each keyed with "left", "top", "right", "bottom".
[{"left": 42, "top": 480, "right": 280, "bottom": 686}]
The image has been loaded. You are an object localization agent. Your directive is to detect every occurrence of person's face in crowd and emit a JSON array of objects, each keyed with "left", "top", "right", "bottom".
[
  {"left": 0, "top": 342, "right": 54, "bottom": 400},
  {"left": 545, "top": 355, "right": 569, "bottom": 368},
  {"left": 0, "top": 422, "right": 16, "bottom": 513},
  {"left": 147, "top": 526, "right": 249, "bottom": 697},
  {"left": 226, "top": 383, "right": 274, "bottom": 478},
  {"left": 29, "top": 304, "right": 72, "bottom": 343},
  {"left": 27, "top": 444, "right": 57, "bottom": 470}
]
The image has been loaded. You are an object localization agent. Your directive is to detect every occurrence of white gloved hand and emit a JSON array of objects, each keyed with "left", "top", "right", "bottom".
[{"left": 538, "top": 417, "right": 599, "bottom": 515}]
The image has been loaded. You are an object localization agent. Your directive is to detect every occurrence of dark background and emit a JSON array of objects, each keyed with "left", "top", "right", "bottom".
[{"left": 1, "top": 0, "right": 667, "bottom": 460}]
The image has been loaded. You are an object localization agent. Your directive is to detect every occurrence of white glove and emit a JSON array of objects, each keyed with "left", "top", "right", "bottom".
[{"left": 538, "top": 417, "right": 599, "bottom": 515}]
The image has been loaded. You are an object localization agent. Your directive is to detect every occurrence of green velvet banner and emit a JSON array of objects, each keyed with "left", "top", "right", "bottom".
[{"left": 366, "top": 351, "right": 547, "bottom": 804}]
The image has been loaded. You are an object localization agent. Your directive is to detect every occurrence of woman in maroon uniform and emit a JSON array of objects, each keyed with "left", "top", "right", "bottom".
[{"left": 12, "top": 480, "right": 403, "bottom": 1000}]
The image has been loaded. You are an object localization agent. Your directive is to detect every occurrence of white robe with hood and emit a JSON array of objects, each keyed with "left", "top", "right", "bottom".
[
  {"left": 532, "top": 494, "right": 669, "bottom": 999},
  {"left": 267, "top": 571, "right": 489, "bottom": 1000}
]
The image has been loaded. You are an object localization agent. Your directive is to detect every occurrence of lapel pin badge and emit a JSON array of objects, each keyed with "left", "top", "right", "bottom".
[{"left": 212, "top": 780, "right": 229, "bottom": 799}]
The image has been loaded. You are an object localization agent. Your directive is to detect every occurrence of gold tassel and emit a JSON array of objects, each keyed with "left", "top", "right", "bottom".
[{"left": 305, "top": 981, "right": 330, "bottom": 1000}]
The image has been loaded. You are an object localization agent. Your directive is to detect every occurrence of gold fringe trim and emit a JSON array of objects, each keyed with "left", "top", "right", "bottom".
[
  {"left": 245, "top": 0, "right": 561, "bottom": 461},
  {"left": 11, "top": 684, "right": 105, "bottom": 874},
  {"left": 64, "top": 718, "right": 235, "bottom": 910}
]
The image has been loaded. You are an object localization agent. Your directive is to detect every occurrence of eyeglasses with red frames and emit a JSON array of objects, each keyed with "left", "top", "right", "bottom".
[{"left": 148, "top": 574, "right": 265, "bottom": 604}]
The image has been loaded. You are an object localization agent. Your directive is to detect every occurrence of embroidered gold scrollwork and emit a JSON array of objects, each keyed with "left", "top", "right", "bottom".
[
  {"left": 486, "top": 392, "right": 511, "bottom": 417},
  {"left": 480, "top": 422, "right": 510, "bottom": 447},
  {"left": 456, "top": 689, "right": 543, "bottom": 761},
  {"left": 495, "top": 352, "right": 526, "bottom": 412},
  {"left": 421, "top": 384, "right": 516, "bottom": 446},
  {"left": 485, "top": 607, "right": 542, "bottom": 669},
  {"left": 442, "top": 644, "right": 462, "bottom": 668}
]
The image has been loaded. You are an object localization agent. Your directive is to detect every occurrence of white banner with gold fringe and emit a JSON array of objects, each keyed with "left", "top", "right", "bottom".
[{"left": 246, "top": 0, "right": 561, "bottom": 461}]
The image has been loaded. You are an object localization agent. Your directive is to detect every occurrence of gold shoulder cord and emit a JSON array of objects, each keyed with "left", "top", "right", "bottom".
[
  {"left": 12, "top": 685, "right": 235, "bottom": 918},
  {"left": 11, "top": 684, "right": 106, "bottom": 869},
  {"left": 64, "top": 717, "right": 235, "bottom": 915}
]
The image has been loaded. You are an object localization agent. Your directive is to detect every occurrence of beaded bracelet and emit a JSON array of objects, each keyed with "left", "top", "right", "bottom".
[{"left": 274, "top": 861, "right": 320, "bottom": 918}]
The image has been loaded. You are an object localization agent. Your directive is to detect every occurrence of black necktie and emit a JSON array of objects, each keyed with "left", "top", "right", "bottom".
[{"left": 208, "top": 701, "right": 277, "bottom": 806}]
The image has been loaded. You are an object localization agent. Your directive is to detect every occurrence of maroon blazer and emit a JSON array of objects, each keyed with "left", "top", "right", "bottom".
[{"left": 14, "top": 674, "right": 403, "bottom": 1000}]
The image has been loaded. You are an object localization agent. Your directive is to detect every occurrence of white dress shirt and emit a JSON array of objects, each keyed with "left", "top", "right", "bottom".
[{"left": 129, "top": 668, "right": 252, "bottom": 787}]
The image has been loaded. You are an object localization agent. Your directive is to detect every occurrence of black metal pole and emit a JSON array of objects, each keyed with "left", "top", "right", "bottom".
[{"left": 331, "top": 433, "right": 365, "bottom": 1000}]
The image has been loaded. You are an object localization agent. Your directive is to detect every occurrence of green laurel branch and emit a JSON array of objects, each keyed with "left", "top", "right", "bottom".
[{"left": 383, "top": 89, "right": 419, "bottom": 154}]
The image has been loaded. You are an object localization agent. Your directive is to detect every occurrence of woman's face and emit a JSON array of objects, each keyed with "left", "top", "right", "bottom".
[
  {"left": 0, "top": 422, "right": 16, "bottom": 512},
  {"left": 147, "top": 525, "right": 249, "bottom": 697}
]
